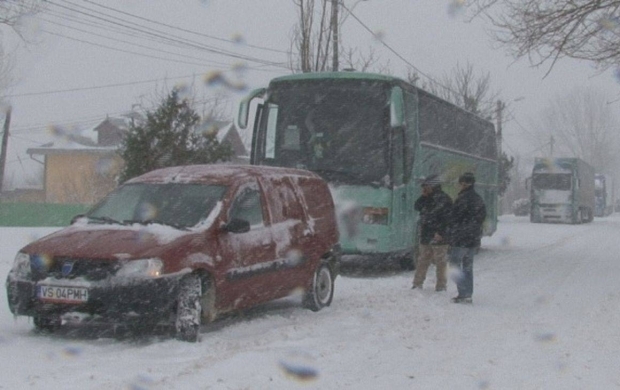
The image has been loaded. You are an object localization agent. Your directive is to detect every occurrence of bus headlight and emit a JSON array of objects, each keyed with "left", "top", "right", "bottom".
[{"left": 362, "top": 207, "right": 389, "bottom": 225}]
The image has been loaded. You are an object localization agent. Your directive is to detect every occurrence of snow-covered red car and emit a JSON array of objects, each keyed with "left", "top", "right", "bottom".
[{"left": 6, "top": 165, "right": 340, "bottom": 342}]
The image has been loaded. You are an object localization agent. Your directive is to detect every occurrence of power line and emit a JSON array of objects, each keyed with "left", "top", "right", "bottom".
[
  {"left": 10, "top": 95, "right": 233, "bottom": 134},
  {"left": 340, "top": 3, "right": 449, "bottom": 92},
  {"left": 340, "top": 2, "right": 500, "bottom": 108},
  {"left": 45, "top": 0, "right": 287, "bottom": 68},
  {"left": 7, "top": 74, "right": 207, "bottom": 98},
  {"left": 81, "top": 0, "right": 290, "bottom": 56},
  {"left": 37, "top": 17, "right": 265, "bottom": 71}
]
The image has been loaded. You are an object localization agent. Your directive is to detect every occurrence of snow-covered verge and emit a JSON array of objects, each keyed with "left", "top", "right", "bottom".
[{"left": 1, "top": 215, "right": 620, "bottom": 389}]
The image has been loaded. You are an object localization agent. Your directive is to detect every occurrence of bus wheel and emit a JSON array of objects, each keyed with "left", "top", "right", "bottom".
[{"left": 399, "top": 253, "right": 415, "bottom": 270}]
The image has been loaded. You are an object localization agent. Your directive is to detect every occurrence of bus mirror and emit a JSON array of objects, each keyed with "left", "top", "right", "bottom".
[
  {"left": 390, "top": 86, "right": 405, "bottom": 128},
  {"left": 237, "top": 88, "right": 266, "bottom": 129}
]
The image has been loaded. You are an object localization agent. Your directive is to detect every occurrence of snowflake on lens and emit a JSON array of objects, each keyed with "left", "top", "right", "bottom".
[{"left": 448, "top": 0, "right": 466, "bottom": 18}]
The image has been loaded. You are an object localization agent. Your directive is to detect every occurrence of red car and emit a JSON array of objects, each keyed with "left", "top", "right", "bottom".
[{"left": 6, "top": 165, "right": 340, "bottom": 342}]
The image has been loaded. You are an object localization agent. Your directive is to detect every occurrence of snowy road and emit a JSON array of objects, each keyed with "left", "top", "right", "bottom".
[{"left": 1, "top": 215, "right": 620, "bottom": 389}]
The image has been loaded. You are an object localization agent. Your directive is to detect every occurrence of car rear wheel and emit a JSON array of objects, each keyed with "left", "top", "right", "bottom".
[
  {"left": 303, "top": 263, "right": 334, "bottom": 312},
  {"left": 33, "top": 315, "right": 61, "bottom": 332},
  {"left": 175, "top": 274, "right": 202, "bottom": 342}
]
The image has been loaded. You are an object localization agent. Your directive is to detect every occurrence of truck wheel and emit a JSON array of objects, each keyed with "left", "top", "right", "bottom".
[
  {"left": 33, "top": 315, "right": 61, "bottom": 332},
  {"left": 175, "top": 274, "right": 202, "bottom": 342},
  {"left": 303, "top": 263, "right": 334, "bottom": 312}
]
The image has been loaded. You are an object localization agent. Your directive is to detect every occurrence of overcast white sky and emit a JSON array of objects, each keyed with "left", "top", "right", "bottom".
[{"left": 2, "top": 0, "right": 619, "bottom": 188}]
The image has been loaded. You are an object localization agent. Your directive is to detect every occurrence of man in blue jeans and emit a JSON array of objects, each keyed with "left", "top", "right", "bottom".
[{"left": 449, "top": 172, "right": 486, "bottom": 304}]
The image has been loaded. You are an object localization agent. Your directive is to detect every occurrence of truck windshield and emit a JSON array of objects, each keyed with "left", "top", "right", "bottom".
[
  {"left": 532, "top": 174, "right": 572, "bottom": 191},
  {"left": 255, "top": 80, "right": 390, "bottom": 186},
  {"left": 87, "top": 183, "right": 227, "bottom": 228}
]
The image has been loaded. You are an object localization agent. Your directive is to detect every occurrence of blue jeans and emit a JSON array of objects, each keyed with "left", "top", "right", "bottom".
[{"left": 449, "top": 247, "right": 476, "bottom": 298}]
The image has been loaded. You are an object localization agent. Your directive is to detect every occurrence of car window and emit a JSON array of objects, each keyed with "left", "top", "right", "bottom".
[{"left": 229, "top": 188, "right": 264, "bottom": 227}]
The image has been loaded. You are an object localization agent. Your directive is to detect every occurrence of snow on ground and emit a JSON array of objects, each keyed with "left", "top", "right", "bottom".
[{"left": 1, "top": 215, "right": 620, "bottom": 389}]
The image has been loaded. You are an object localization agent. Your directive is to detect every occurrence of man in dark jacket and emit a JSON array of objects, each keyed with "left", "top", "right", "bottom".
[
  {"left": 412, "top": 174, "right": 453, "bottom": 291},
  {"left": 449, "top": 172, "right": 486, "bottom": 303}
]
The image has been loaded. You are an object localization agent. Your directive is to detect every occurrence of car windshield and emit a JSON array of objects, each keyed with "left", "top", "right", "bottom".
[{"left": 87, "top": 183, "right": 227, "bottom": 228}]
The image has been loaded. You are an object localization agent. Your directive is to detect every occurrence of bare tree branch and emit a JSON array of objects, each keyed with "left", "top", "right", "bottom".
[
  {"left": 410, "top": 62, "right": 500, "bottom": 121},
  {"left": 466, "top": 0, "right": 620, "bottom": 72},
  {"left": 289, "top": 0, "right": 387, "bottom": 73},
  {"left": 532, "top": 87, "right": 620, "bottom": 173}
]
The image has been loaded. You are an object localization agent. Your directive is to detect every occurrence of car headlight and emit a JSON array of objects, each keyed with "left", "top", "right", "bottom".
[
  {"left": 10, "top": 252, "right": 31, "bottom": 278},
  {"left": 116, "top": 258, "right": 163, "bottom": 278}
]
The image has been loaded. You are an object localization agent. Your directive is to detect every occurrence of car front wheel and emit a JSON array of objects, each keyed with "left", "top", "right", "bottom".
[
  {"left": 303, "top": 263, "right": 334, "bottom": 312},
  {"left": 175, "top": 274, "right": 202, "bottom": 342}
]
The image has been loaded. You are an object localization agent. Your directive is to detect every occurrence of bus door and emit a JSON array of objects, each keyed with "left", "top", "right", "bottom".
[{"left": 391, "top": 127, "right": 408, "bottom": 251}]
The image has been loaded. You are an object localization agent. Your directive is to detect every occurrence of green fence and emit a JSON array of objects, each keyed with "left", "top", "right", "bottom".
[{"left": 0, "top": 203, "right": 91, "bottom": 227}]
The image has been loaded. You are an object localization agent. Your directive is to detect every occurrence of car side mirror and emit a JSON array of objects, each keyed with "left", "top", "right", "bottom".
[{"left": 223, "top": 218, "right": 250, "bottom": 233}]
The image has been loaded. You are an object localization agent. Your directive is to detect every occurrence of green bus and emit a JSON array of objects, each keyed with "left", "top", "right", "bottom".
[{"left": 238, "top": 71, "right": 498, "bottom": 268}]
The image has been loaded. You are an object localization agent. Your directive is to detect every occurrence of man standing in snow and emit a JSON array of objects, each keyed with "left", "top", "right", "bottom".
[
  {"left": 448, "top": 172, "right": 486, "bottom": 304},
  {"left": 412, "top": 174, "right": 452, "bottom": 291}
]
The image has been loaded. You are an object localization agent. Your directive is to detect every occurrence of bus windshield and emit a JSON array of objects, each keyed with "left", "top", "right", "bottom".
[{"left": 255, "top": 80, "right": 391, "bottom": 186}]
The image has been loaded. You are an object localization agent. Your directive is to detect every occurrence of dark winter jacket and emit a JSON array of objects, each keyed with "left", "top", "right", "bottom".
[
  {"left": 414, "top": 187, "right": 453, "bottom": 245},
  {"left": 449, "top": 185, "right": 487, "bottom": 248}
]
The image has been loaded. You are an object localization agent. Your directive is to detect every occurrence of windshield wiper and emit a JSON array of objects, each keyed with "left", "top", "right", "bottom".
[
  {"left": 125, "top": 219, "right": 189, "bottom": 231},
  {"left": 87, "top": 216, "right": 125, "bottom": 225}
]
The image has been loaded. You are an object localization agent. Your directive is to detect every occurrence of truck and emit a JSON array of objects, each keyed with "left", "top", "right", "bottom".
[
  {"left": 528, "top": 157, "right": 595, "bottom": 224},
  {"left": 594, "top": 173, "right": 615, "bottom": 217}
]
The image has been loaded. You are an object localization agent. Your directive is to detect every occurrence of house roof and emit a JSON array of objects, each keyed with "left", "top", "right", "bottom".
[
  {"left": 26, "top": 117, "right": 123, "bottom": 156},
  {"left": 27, "top": 117, "right": 247, "bottom": 157}
]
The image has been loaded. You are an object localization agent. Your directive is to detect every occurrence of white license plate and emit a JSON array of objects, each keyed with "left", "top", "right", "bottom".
[{"left": 37, "top": 285, "right": 89, "bottom": 304}]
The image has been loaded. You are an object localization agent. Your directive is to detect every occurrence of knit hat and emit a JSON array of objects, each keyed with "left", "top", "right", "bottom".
[
  {"left": 421, "top": 174, "right": 441, "bottom": 187},
  {"left": 458, "top": 172, "right": 476, "bottom": 184}
]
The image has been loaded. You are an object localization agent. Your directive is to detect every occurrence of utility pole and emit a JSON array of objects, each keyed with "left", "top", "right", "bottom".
[
  {"left": 549, "top": 135, "right": 554, "bottom": 157},
  {"left": 496, "top": 100, "right": 503, "bottom": 156},
  {"left": 496, "top": 100, "right": 504, "bottom": 213},
  {"left": 0, "top": 106, "right": 12, "bottom": 193},
  {"left": 331, "top": 0, "right": 339, "bottom": 72}
]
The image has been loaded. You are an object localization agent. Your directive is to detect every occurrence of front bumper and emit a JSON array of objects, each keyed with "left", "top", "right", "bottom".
[
  {"left": 6, "top": 273, "right": 185, "bottom": 325},
  {"left": 532, "top": 204, "right": 574, "bottom": 223}
]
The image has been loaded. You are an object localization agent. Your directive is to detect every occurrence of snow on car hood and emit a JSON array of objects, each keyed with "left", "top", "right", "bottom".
[{"left": 21, "top": 223, "right": 196, "bottom": 260}]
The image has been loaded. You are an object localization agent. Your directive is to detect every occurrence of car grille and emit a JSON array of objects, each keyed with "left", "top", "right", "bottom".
[{"left": 31, "top": 257, "right": 120, "bottom": 282}]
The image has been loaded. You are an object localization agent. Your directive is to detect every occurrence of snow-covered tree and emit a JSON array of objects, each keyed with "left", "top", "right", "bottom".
[
  {"left": 118, "top": 89, "right": 232, "bottom": 183},
  {"left": 1, "top": 0, "right": 44, "bottom": 97}
]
